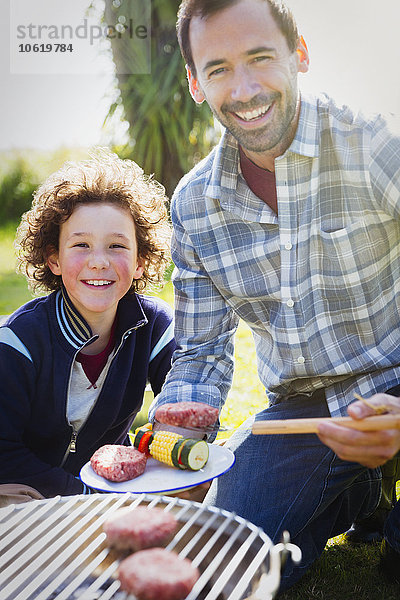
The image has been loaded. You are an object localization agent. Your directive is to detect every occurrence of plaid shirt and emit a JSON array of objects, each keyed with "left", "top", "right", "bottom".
[{"left": 152, "top": 93, "right": 400, "bottom": 419}]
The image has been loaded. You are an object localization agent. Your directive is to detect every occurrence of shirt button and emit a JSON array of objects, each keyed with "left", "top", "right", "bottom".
[
  {"left": 284, "top": 242, "right": 292, "bottom": 250},
  {"left": 286, "top": 299, "right": 294, "bottom": 308},
  {"left": 297, "top": 356, "right": 305, "bottom": 364}
]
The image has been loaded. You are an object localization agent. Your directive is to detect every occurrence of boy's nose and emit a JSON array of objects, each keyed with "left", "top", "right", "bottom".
[{"left": 87, "top": 251, "right": 110, "bottom": 269}]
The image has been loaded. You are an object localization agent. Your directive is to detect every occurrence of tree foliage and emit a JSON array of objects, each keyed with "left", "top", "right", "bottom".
[
  {"left": 103, "top": 0, "right": 217, "bottom": 196},
  {"left": 0, "top": 159, "right": 39, "bottom": 224}
]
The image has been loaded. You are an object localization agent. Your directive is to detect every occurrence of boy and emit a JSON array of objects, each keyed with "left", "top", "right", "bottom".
[{"left": 0, "top": 151, "right": 175, "bottom": 504}]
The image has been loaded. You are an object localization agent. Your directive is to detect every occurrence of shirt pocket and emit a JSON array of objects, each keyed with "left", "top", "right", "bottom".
[{"left": 309, "top": 218, "right": 382, "bottom": 304}]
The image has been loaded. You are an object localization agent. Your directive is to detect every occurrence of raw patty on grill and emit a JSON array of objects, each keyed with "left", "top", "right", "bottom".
[
  {"left": 118, "top": 548, "right": 200, "bottom": 600},
  {"left": 90, "top": 445, "right": 147, "bottom": 482},
  {"left": 103, "top": 506, "right": 178, "bottom": 551},
  {"left": 155, "top": 401, "right": 218, "bottom": 428}
]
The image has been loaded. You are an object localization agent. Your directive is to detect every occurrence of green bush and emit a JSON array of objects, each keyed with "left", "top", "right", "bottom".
[{"left": 0, "top": 159, "right": 39, "bottom": 224}]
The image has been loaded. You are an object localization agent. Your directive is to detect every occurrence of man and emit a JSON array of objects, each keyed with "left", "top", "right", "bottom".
[{"left": 150, "top": 0, "right": 400, "bottom": 590}]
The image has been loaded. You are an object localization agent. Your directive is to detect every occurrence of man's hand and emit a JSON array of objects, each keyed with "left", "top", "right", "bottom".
[{"left": 317, "top": 393, "right": 400, "bottom": 468}]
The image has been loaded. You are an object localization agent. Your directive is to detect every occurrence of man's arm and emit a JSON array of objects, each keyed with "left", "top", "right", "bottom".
[
  {"left": 369, "top": 112, "right": 400, "bottom": 217},
  {"left": 317, "top": 393, "right": 400, "bottom": 468},
  {"left": 321, "top": 116, "right": 400, "bottom": 468},
  {"left": 149, "top": 204, "right": 239, "bottom": 421}
]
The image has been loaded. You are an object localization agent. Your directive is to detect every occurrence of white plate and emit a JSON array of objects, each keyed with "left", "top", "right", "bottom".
[{"left": 80, "top": 444, "right": 235, "bottom": 494}]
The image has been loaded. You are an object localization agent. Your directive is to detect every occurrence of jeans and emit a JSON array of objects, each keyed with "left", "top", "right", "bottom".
[
  {"left": 385, "top": 500, "right": 400, "bottom": 552},
  {"left": 204, "top": 391, "right": 382, "bottom": 592}
]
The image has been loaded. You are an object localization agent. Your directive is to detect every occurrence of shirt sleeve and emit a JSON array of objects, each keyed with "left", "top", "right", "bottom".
[
  {"left": 149, "top": 192, "right": 239, "bottom": 421},
  {"left": 369, "top": 112, "right": 400, "bottom": 216}
]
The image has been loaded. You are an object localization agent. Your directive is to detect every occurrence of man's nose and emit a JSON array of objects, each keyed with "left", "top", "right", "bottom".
[{"left": 230, "top": 67, "right": 261, "bottom": 103}]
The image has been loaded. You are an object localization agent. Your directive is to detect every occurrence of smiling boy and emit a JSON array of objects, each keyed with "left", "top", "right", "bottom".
[
  {"left": 47, "top": 202, "right": 144, "bottom": 355},
  {"left": 0, "top": 151, "right": 175, "bottom": 503}
]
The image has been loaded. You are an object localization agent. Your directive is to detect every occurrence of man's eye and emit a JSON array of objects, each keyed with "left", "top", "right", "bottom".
[
  {"left": 252, "top": 55, "right": 272, "bottom": 63},
  {"left": 208, "top": 67, "right": 226, "bottom": 77}
]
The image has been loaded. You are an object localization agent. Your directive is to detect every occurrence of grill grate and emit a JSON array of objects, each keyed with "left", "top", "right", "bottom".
[{"left": 0, "top": 493, "right": 297, "bottom": 600}]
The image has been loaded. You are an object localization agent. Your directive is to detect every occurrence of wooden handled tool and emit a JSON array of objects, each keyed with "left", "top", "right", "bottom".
[{"left": 252, "top": 415, "right": 400, "bottom": 435}]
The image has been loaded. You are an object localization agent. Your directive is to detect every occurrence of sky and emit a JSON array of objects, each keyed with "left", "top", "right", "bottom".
[{"left": 1, "top": 0, "right": 399, "bottom": 152}]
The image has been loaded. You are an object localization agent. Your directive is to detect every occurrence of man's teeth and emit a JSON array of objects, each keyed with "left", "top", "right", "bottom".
[
  {"left": 86, "top": 280, "right": 112, "bottom": 286},
  {"left": 235, "top": 104, "right": 271, "bottom": 121}
]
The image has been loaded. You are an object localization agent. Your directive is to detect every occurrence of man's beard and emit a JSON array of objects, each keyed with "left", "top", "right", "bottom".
[{"left": 212, "top": 91, "right": 298, "bottom": 154}]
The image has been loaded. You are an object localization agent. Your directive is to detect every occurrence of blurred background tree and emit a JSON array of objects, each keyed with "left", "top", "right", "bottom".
[
  {"left": 0, "top": 158, "right": 39, "bottom": 225},
  {"left": 103, "top": 0, "right": 217, "bottom": 197}
]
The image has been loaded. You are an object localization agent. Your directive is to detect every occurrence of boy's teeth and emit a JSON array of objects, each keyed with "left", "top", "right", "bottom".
[
  {"left": 86, "top": 280, "right": 112, "bottom": 286},
  {"left": 235, "top": 104, "right": 271, "bottom": 121}
]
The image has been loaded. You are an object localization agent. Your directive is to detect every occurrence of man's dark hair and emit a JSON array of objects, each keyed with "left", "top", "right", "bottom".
[{"left": 177, "top": 0, "right": 299, "bottom": 77}]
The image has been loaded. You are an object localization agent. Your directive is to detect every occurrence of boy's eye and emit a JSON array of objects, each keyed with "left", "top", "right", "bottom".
[
  {"left": 73, "top": 242, "right": 89, "bottom": 248},
  {"left": 110, "top": 243, "right": 128, "bottom": 249}
]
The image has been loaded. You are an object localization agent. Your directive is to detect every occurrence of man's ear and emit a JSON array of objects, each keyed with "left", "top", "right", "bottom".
[
  {"left": 296, "top": 35, "right": 310, "bottom": 73},
  {"left": 186, "top": 66, "right": 205, "bottom": 104},
  {"left": 46, "top": 246, "right": 62, "bottom": 276}
]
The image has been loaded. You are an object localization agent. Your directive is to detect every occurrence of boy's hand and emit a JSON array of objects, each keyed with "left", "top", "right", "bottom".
[{"left": 317, "top": 393, "right": 400, "bottom": 468}]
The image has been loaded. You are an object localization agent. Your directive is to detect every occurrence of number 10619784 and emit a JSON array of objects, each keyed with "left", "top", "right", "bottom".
[{"left": 18, "top": 43, "right": 73, "bottom": 52}]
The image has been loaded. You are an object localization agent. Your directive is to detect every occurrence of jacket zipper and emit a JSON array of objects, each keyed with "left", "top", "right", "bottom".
[
  {"left": 69, "top": 431, "right": 77, "bottom": 453},
  {"left": 60, "top": 321, "right": 146, "bottom": 466}
]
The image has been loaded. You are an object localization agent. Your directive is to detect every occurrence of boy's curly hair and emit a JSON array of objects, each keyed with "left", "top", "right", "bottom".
[{"left": 15, "top": 150, "right": 171, "bottom": 294}]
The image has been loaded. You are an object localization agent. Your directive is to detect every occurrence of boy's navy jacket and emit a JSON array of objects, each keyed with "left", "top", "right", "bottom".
[{"left": 0, "top": 288, "right": 175, "bottom": 497}]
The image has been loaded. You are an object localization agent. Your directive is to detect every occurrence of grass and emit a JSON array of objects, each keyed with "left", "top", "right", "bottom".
[
  {"left": 1, "top": 223, "right": 399, "bottom": 598},
  {"left": 280, "top": 537, "right": 399, "bottom": 600}
]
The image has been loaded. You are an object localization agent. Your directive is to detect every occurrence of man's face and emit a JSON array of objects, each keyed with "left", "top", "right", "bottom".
[{"left": 188, "top": 0, "right": 308, "bottom": 164}]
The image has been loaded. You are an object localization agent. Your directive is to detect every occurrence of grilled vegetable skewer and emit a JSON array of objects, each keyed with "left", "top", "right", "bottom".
[{"left": 133, "top": 425, "right": 209, "bottom": 471}]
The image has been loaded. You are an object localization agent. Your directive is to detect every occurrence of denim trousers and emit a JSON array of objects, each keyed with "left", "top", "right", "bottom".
[
  {"left": 204, "top": 392, "right": 382, "bottom": 592},
  {"left": 385, "top": 500, "right": 400, "bottom": 552}
]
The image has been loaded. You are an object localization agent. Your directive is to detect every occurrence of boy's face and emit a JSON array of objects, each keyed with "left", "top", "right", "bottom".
[{"left": 47, "top": 203, "right": 143, "bottom": 326}]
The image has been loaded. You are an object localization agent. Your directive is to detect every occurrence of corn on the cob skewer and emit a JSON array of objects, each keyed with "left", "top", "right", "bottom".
[
  {"left": 132, "top": 425, "right": 209, "bottom": 470},
  {"left": 149, "top": 431, "right": 183, "bottom": 467}
]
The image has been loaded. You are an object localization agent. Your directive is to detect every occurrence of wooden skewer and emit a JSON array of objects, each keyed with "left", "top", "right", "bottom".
[
  {"left": 252, "top": 415, "right": 400, "bottom": 435},
  {"left": 353, "top": 392, "right": 388, "bottom": 414}
]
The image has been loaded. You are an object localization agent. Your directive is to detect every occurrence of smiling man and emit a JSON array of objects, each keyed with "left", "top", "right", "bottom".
[
  {"left": 150, "top": 0, "right": 400, "bottom": 591},
  {"left": 186, "top": 0, "right": 308, "bottom": 168}
]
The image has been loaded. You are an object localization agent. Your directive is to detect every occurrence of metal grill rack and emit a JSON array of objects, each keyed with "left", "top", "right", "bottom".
[{"left": 0, "top": 493, "right": 300, "bottom": 600}]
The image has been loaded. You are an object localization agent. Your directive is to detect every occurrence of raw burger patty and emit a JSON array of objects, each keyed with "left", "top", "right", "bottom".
[
  {"left": 155, "top": 401, "right": 218, "bottom": 428},
  {"left": 90, "top": 445, "right": 147, "bottom": 482},
  {"left": 118, "top": 548, "right": 199, "bottom": 600},
  {"left": 103, "top": 506, "right": 177, "bottom": 551}
]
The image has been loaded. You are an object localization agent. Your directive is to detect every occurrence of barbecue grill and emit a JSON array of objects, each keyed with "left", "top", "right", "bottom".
[{"left": 0, "top": 493, "right": 301, "bottom": 600}]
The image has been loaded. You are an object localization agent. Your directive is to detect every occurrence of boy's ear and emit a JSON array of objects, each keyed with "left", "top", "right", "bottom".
[
  {"left": 133, "top": 258, "right": 144, "bottom": 280},
  {"left": 296, "top": 35, "right": 309, "bottom": 73},
  {"left": 46, "top": 246, "right": 62, "bottom": 276},
  {"left": 186, "top": 66, "right": 205, "bottom": 104}
]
